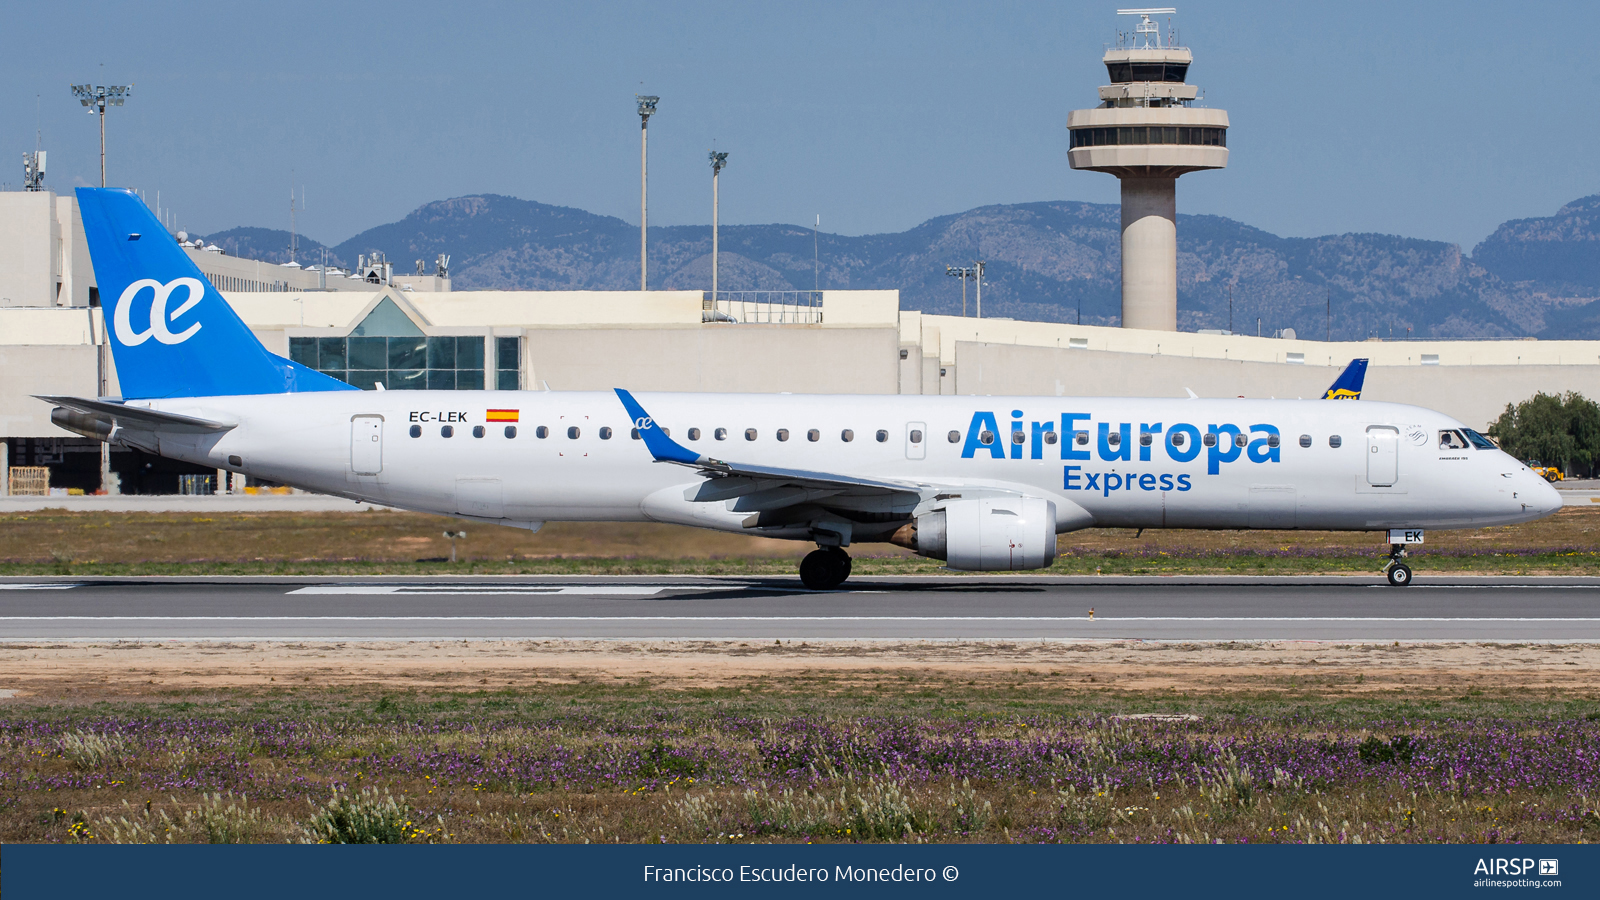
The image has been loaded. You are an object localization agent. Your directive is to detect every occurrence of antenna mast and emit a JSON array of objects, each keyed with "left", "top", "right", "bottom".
[{"left": 288, "top": 186, "right": 298, "bottom": 265}]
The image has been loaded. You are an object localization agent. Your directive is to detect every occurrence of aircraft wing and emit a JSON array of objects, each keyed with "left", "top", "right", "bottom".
[
  {"left": 613, "top": 388, "right": 922, "bottom": 500},
  {"left": 37, "top": 395, "right": 236, "bottom": 434}
]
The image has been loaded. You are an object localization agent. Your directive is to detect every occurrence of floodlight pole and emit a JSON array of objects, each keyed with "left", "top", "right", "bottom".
[
  {"left": 946, "top": 265, "right": 974, "bottom": 317},
  {"left": 636, "top": 95, "right": 659, "bottom": 291},
  {"left": 71, "top": 84, "right": 132, "bottom": 187},
  {"left": 974, "top": 260, "right": 986, "bottom": 319},
  {"left": 709, "top": 151, "right": 728, "bottom": 300}
]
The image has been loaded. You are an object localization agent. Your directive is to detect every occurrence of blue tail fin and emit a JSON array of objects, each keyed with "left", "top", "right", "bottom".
[
  {"left": 76, "top": 187, "right": 356, "bottom": 399},
  {"left": 1322, "top": 358, "right": 1368, "bottom": 400}
]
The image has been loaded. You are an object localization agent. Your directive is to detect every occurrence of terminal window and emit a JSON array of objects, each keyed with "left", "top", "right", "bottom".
[
  {"left": 287, "top": 299, "right": 510, "bottom": 391},
  {"left": 495, "top": 336, "right": 521, "bottom": 391}
]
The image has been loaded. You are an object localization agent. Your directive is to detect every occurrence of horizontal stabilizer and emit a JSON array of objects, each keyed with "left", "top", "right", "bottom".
[{"left": 37, "top": 395, "right": 235, "bottom": 434}]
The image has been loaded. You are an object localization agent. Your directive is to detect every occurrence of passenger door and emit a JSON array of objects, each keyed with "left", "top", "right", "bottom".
[
  {"left": 350, "top": 416, "right": 383, "bottom": 476},
  {"left": 905, "top": 422, "right": 926, "bottom": 460},
  {"left": 1366, "top": 426, "right": 1399, "bottom": 487}
]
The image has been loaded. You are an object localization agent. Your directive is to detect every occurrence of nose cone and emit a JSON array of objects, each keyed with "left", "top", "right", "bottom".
[{"left": 1532, "top": 475, "right": 1565, "bottom": 516}]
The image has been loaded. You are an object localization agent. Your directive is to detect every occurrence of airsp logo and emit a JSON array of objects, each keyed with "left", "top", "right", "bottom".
[{"left": 114, "top": 277, "right": 205, "bottom": 346}]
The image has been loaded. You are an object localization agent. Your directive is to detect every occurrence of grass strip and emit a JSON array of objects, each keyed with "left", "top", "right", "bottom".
[{"left": 5, "top": 551, "right": 1600, "bottom": 577}]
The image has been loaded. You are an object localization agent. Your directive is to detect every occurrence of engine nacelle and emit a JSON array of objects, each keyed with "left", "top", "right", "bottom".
[{"left": 898, "top": 497, "right": 1057, "bottom": 571}]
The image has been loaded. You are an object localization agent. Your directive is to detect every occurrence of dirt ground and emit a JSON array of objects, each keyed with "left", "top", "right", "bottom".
[{"left": 1, "top": 639, "right": 1595, "bottom": 703}]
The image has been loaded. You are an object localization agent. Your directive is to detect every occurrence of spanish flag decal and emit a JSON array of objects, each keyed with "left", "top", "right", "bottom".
[{"left": 485, "top": 409, "right": 519, "bottom": 422}]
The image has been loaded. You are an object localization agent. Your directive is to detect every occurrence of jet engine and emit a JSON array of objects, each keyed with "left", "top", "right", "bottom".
[{"left": 893, "top": 497, "right": 1057, "bottom": 571}]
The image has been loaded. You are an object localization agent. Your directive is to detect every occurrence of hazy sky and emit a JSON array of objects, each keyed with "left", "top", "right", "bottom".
[{"left": 3, "top": 1, "right": 1594, "bottom": 250}]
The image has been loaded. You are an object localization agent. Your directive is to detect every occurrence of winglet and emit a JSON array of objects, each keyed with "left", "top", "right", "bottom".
[
  {"left": 1323, "top": 358, "right": 1368, "bottom": 400},
  {"left": 614, "top": 389, "right": 702, "bottom": 465}
]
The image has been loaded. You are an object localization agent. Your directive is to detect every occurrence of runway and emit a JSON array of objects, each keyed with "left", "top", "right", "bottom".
[{"left": 1, "top": 575, "right": 1599, "bottom": 641}]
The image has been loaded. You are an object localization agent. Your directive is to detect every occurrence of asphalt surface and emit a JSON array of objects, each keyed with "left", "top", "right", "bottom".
[{"left": 1, "top": 575, "right": 1598, "bottom": 641}]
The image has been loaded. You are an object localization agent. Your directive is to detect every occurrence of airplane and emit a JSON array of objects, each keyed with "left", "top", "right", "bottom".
[{"left": 43, "top": 188, "right": 1563, "bottom": 590}]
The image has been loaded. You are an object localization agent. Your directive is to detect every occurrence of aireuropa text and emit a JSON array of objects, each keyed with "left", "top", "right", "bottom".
[{"left": 642, "top": 865, "right": 942, "bottom": 883}]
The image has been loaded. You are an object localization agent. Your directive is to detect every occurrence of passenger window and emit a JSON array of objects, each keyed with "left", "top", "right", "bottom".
[
  {"left": 1076, "top": 431, "right": 1089, "bottom": 446},
  {"left": 1139, "top": 432, "right": 1152, "bottom": 446},
  {"left": 536, "top": 426, "right": 549, "bottom": 439},
  {"left": 409, "top": 425, "right": 422, "bottom": 438},
  {"left": 808, "top": 429, "right": 820, "bottom": 442},
  {"left": 1329, "top": 435, "right": 1342, "bottom": 448},
  {"left": 979, "top": 430, "right": 995, "bottom": 445},
  {"left": 630, "top": 428, "right": 641, "bottom": 440},
  {"left": 1298, "top": 434, "right": 1311, "bottom": 448},
  {"left": 1044, "top": 431, "right": 1058, "bottom": 445},
  {"left": 909, "top": 429, "right": 923, "bottom": 444},
  {"left": 1011, "top": 430, "right": 1025, "bottom": 445},
  {"left": 1171, "top": 432, "right": 1186, "bottom": 447},
  {"left": 661, "top": 427, "right": 670, "bottom": 437},
  {"left": 714, "top": 427, "right": 728, "bottom": 441},
  {"left": 948, "top": 431, "right": 961, "bottom": 443},
  {"left": 599, "top": 427, "right": 613, "bottom": 440},
  {"left": 504, "top": 426, "right": 517, "bottom": 439},
  {"left": 1202, "top": 433, "right": 1217, "bottom": 447},
  {"left": 745, "top": 428, "right": 758, "bottom": 441},
  {"left": 876, "top": 430, "right": 889, "bottom": 443},
  {"left": 1107, "top": 432, "right": 1121, "bottom": 447},
  {"left": 567, "top": 426, "right": 580, "bottom": 439},
  {"left": 472, "top": 425, "right": 485, "bottom": 439},
  {"left": 1266, "top": 434, "right": 1280, "bottom": 448},
  {"left": 688, "top": 428, "right": 701, "bottom": 441},
  {"left": 777, "top": 429, "right": 790, "bottom": 442},
  {"left": 841, "top": 429, "right": 854, "bottom": 442},
  {"left": 1234, "top": 434, "right": 1248, "bottom": 448},
  {"left": 441, "top": 425, "right": 454, "bottom": 438}
]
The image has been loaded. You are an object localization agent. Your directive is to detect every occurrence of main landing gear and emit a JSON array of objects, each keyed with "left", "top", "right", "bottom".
[
  {"left": 800, "top": 546, "right": 852, "bottom": 591},
  {"left": 1383, "top": 544, "right": 1413, "bottom": 587}
]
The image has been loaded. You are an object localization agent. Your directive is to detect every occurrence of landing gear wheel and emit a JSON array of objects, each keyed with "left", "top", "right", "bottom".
[
  {"left": 827, "top": 547, "right": 853, "bottom": 580},
  {"left": 1383, "top": 542, "right": 1413, "bottom": 587},
  {"left": 800, "top": 548, "right": 851, "bottom": 590}
]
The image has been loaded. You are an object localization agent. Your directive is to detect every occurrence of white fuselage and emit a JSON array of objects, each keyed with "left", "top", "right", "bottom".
[{"left": 120, "top": 390, "right": 1564, "bottom": 541}]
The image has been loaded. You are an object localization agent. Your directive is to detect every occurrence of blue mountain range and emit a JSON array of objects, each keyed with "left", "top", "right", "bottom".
[{"left": 198, "top": 193, "right": 1600, "bottom": 340}]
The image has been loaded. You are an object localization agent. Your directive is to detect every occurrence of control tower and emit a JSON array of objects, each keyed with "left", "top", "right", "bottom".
[{"left": 1067, "top": 8, "right": 1227, "bottom": 331}]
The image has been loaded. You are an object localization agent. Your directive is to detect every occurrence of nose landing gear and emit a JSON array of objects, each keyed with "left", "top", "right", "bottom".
[
  {"left": 1383, "top": 544, "right": 1413, "bottom": 587},
  {"left": 800, "top": 546, "right": 852, "bottom": 590}
]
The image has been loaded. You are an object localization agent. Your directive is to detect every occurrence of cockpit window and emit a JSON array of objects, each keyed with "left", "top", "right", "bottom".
[
  {"left": 1438, "top": 429, "right": 1469, "bottom": 450},
  {"left": 1462, "top": 428, "right": 1497, "bottom": 450}
]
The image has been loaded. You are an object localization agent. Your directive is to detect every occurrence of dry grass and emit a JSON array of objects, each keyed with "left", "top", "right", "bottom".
[
  {"left": 0, "top": 510, "right": 820, "bottom": 565},
  {"left": 0, "top": 506, "right": 1597, "bottom": 575}
]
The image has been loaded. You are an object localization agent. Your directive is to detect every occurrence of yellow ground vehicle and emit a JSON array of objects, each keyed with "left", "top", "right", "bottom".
[{"left": 1526, "top": 460, "right": 1564, "bottom": 482}]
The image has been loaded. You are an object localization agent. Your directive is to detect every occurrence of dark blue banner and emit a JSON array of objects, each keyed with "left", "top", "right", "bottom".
[{"left": 4, "top": 843, "right": 1592, "bottom": 898}]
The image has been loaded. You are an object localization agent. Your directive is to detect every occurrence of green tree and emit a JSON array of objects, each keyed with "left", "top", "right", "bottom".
[{"left": 1488, "top": 392, "right": 1600, "bottom": 477}]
